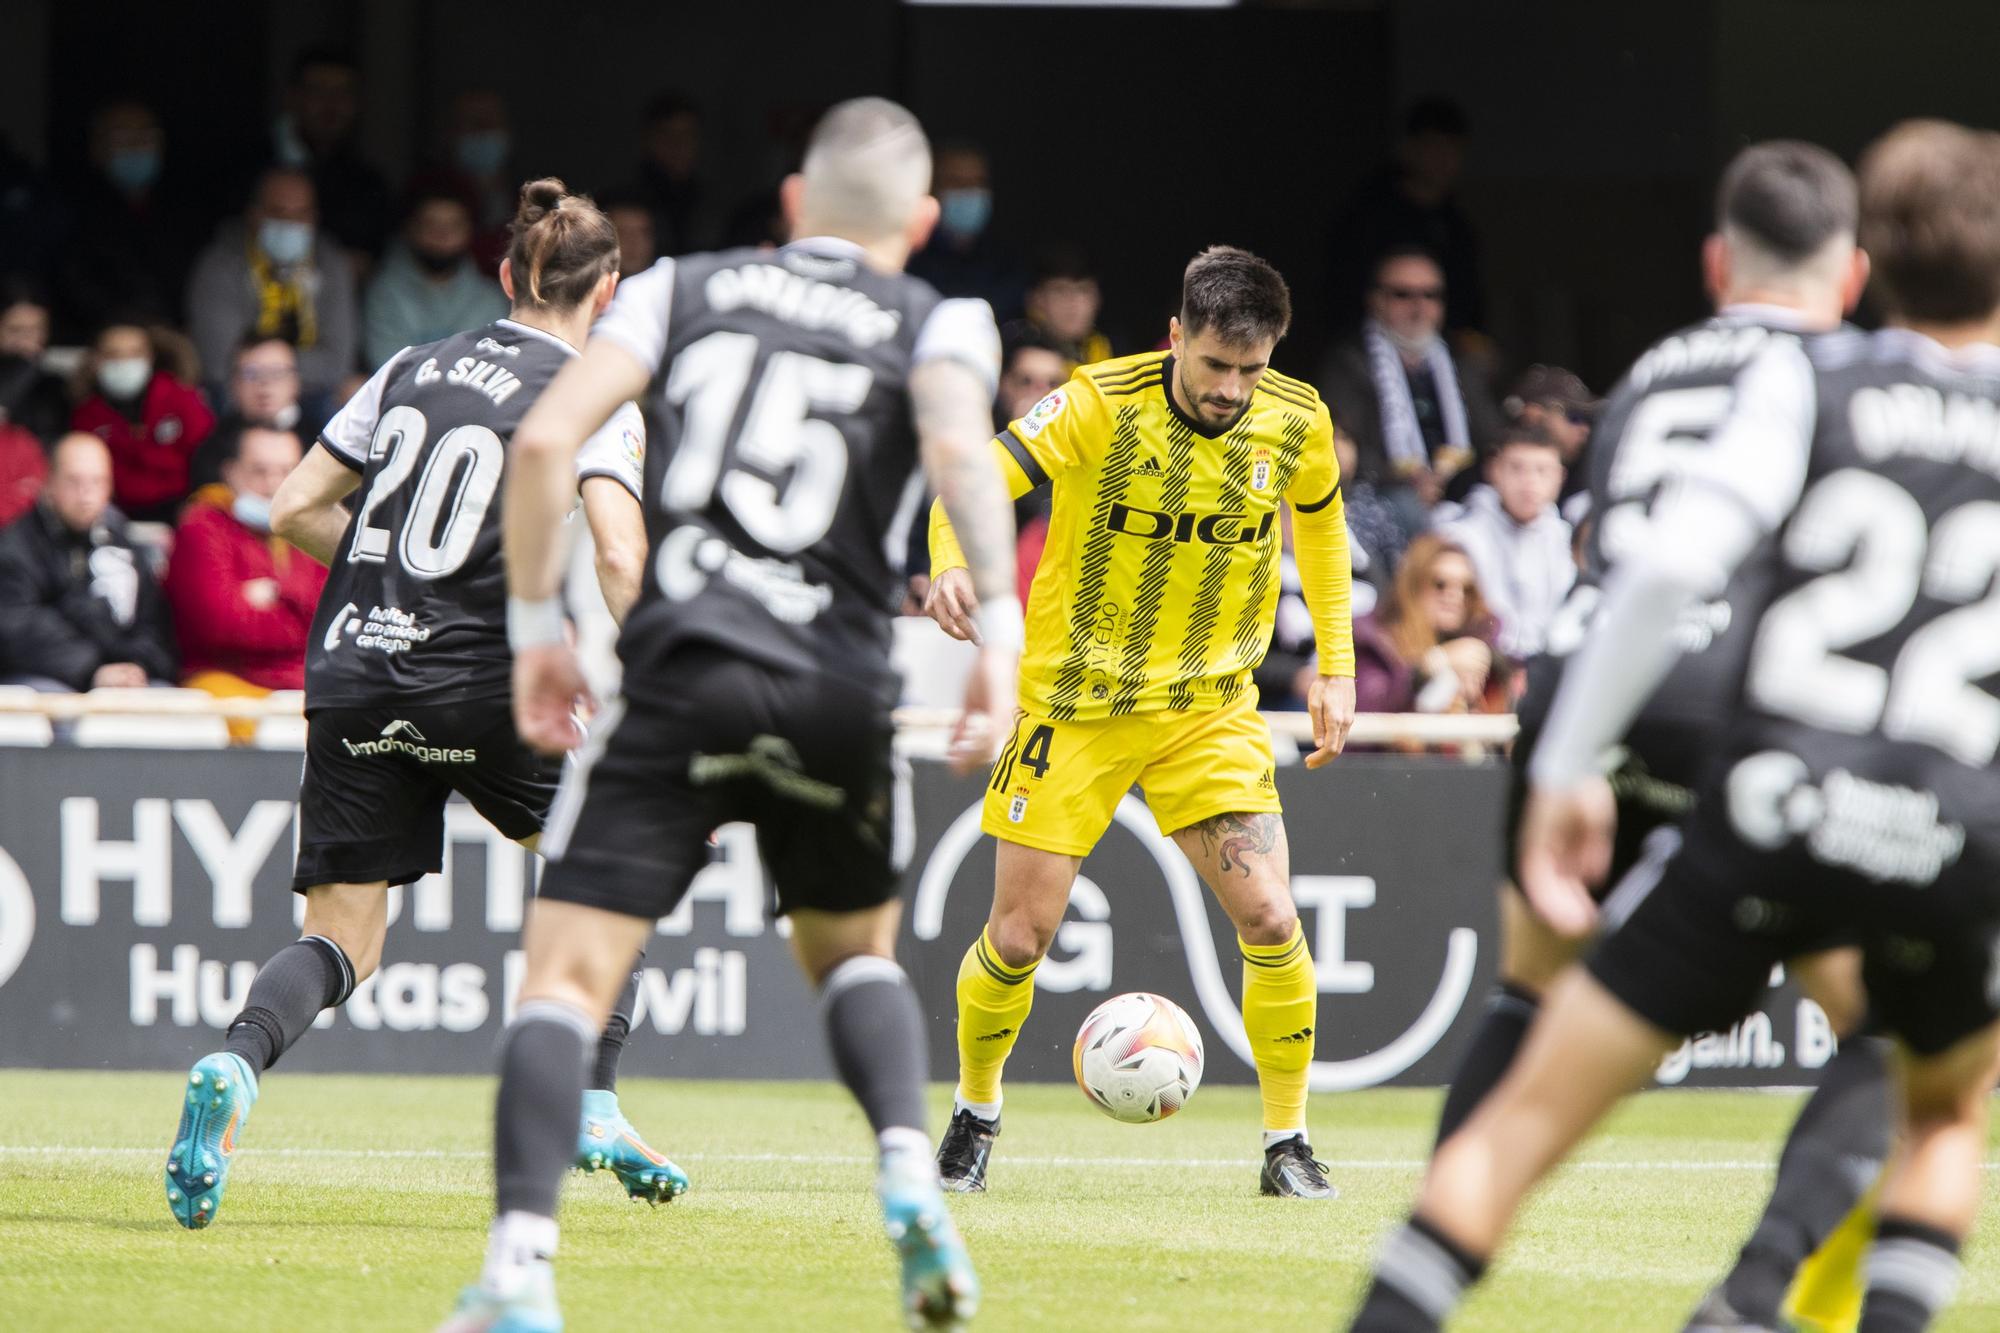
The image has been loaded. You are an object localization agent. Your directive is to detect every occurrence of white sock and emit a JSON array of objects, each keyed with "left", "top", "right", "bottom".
[
  {"left": 1263, "top": 1128, "right": 1306, "bottom": 1151},
  {"left": 952, "top": 1091, "right": 1002, "bottom": 1123},
  {"left": 481, "top": 1210, "right": 558, "bottom": 1295},
  {"left": 878, "top": 1126, "right": 932, "bottom": 1169}
]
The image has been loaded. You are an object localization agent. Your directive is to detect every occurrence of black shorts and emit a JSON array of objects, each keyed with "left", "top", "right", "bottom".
[
  {"left": 294, "top": 697, "right": 561, "bottom": 892},
  {"left": 1504, "top": 699, "right": 1697, "bottom": 900},
  {"left": 1588, "top": 755, "right": 2000, "bottom": 1057},
  {"left": 537, "top": 648, "right": 907, "bottom": 922}
]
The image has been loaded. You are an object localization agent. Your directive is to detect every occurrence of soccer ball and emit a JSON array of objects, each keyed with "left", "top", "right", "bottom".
[{"left": 1072, "top": 992, "right": 1205, "bottom": 1124}]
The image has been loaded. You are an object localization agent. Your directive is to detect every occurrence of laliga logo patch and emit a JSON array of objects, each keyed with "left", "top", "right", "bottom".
[
  {"left": 622, "top": 426, "right": 644, "bottom": 470},
  {"left": 1251, "top": 450, "right": 1272, "bottom": 492},
  {"left": 1017, "top": 389, "right": 1067, "bottom": 440}
]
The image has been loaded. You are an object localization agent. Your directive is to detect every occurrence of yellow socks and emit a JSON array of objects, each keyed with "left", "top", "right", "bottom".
[
  {"left": 1240, "top": 923, "right": 1316, "bottom": 1135},
  {"left": 954, "top": 928, "right": 1038, "bottom": 1109}
]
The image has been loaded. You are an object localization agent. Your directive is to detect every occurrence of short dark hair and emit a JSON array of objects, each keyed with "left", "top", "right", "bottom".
[
  {"left": 1715, "top": 140, "right": 1857, "bottom": 262},
  {"left": 1859, "top": 119, "right": 2000, "bottom": 323},
  {"left": 1372, "top": 244, "right": 1445, "bottom": 287},
  {"left": 289, "top": 44, "right": 357, "bottom": 84},
  {"left": 1029, "top": 241, "right": 1095, "bottom": 287},
  {"left": 0, "top": 273, "right": 48, "bottom": 315},
  {"left": 1001, "top": 327, "right": 1067, "bottom": 372},
  {"left": 234, "top": 331, "right": 295, "bottom": 358},
  {"left": 643, "top": 91, "right": 700, "bottom": 126},
  {"left": 1180, "top": 245, "right": 1291, "bottom": 346},
  {"left": 1491, "top": 421, "right": 1560, "bottom": 457},
  {"left": 1405, "top": 97, "right": 1470, "bottom": 139}
]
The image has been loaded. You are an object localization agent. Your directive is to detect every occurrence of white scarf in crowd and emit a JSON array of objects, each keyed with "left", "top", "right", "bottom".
[{"left": 1364, "top": 317, "right": 1469, "bottom": 472}]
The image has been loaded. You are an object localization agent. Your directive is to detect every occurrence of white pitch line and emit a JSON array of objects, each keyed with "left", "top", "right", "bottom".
[{"left": 4, "top": 1145, "right": 1999, "bottom": 1172}]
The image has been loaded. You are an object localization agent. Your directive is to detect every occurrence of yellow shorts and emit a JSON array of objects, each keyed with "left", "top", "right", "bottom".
[{"left": 980, "top": 691, "right": 1282, "bottom": 856}]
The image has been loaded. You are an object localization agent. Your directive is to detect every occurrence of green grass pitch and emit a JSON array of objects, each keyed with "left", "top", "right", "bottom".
[{"left": 3, "top": 1072, "right": 1998, "bottom": 1330}]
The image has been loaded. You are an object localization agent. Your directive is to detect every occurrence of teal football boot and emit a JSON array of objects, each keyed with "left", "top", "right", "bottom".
[
  {"left": 879, "top": 1150, "right": 980, "bottom": 1329},
  {"left": 574, "top": 1089, "right": 688, "bottom": 1205},
  {"left": 164, "top": 1052, "right": 258, "bottom": 1229}
]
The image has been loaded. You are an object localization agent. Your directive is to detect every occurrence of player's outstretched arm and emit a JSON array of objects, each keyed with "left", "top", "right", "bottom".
[
  {"left": 506, "top": 339, "right": 652, "bottom": 752},
  {"left": 270, "top": 443, "right": 363, "bottom": 566},
  {"left": 912, "top": 356, "right": 1020, "bottom": 773}
]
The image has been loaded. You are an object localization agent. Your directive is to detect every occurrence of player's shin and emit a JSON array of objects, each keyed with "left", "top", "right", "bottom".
[
  {"left": 223, "top": 933, "right": 357, "bottom": 1076},
  {"left": 953, "top": 927, "right": 1037, "bottom": 1117},
  {"left": 488, "top": 999, "right": 596, "bottom": 1287},
  {"left": 590, "top": 963, "right": 643, "bottom": 1094},
  {"left": 1349, "top": 1213, "right": 1488, "bottom": 1332},
  {"left": 820, "top": 954, "right": 931, "bottom": 1147},
  {"left": 1240, "top": 922, "right": 1315, "bottom": 1143},
  {"left": 1722, "top": 1034, "right": 1892, "bottom": 1325},
  {"left": 1431, "top": 981, "right": 1540, "bottom": 1148}
]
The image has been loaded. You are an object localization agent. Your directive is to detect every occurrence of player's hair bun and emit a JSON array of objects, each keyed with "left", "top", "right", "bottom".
[
  {"left": 515, "top": 177, "right": 569, "bottom": 227},
  {"left": 505, "top": 177, "right": 618, "bottom": 310}
]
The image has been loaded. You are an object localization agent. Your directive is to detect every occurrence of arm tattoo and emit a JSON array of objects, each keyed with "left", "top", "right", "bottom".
[
  {"left": 1195, "top": 811, "right": 1282, "bottom": 878},
  {"left": 912, "top": 359, "right": 1017, "bottom": 606}
]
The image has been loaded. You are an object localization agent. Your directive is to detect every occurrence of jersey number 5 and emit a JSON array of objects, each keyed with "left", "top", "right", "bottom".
[
  {"left": 659, "top": 330, "right": 873, "bottom": 553},
  {"left": 346, "top": 404, "right": 504, "bottom": 578}
]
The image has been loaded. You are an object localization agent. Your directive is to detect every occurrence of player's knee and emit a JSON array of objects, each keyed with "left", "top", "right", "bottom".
[
  {"left": 987, "top": 912, "right": 1054, "bottom": 970},
  {"left": 1236, "top": 900, "right": 1298, "bottom": 948}
]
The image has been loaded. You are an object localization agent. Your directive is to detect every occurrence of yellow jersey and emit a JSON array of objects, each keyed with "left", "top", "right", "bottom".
[{"left": 930, "top": 350, "right": 1354, "bottom": 722}]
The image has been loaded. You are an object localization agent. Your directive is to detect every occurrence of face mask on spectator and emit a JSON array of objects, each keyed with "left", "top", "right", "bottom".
[
  {"left": 938, "top": 188, "right": 991, "bottom": 240},
  {"left": 258, "top": 218, "right": 314, "bottom": 266},
  {"left": 98, "top": 357, "right": 152, "bottom": 400},
  {"left": 413, "top": 247, "right": 464, "bottom": 276},
  {"left": 455, "top": 130, "right": 510, "bottom": 177},
  {"left": 231, "top": 492, "right": 274, "bottom": 533},
  {"left": 106, "top": 147, "right": 162, "bottom": 193}
]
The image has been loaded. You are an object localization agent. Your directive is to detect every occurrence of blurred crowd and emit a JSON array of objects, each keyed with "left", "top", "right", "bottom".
[{"left": 0, "top": 50, "right": 1595, "bottom": 729}]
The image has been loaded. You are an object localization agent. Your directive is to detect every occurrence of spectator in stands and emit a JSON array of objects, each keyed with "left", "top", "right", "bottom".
[
  {"left": 1318, "top": 246, "right": 1502, "bottom": 521},
  {"left": 1325, "top": 97, "right": 1486, "bottom": 343},
  {"left": 0, "top": 432, "right": 176, "bottom": 690},
  {"left": 1352, "top": 533, "right": 1502, "bottom": 715},
  {"left": 632, "top": 92, "right": 716, "bottom": 256},
  {"left": 1012, "top": 243, "right": 1112, "bottom": 366},
  {"left": 910, "top": 141, "right": 1025, "bottom": 322},
  {"left": 1503, "top": 363, "right": 1598, "bottom": 521},
  {"left": 166, "top": 425, "right": 324, "bottom": 707},
  {"left": 1435, "top": 424, "right": 1574, "bottom": 662},
  {"left": 0, "top": 280, "right": 70, "bottom": 445},
  {"left": 270, "top": 46, "right": 392, "bottom": 263},
  {"left": 1258, "top": 508, "right": 1381, "bottom": 713},
  {"left": 0, "top": 417, "right": 44, "bottom": 529},
  {"left": 187, "top": 166, "right": 359, "bottom": 405},
  {"left": 363, "top": 188, "right": 506, "bottom": 368},
  {"left": 54, "top": 100, "right": 204, "bottom": 338},
  {"left": 70, "top": 320, "right": 215, "bottom": 524},
  {"left": 413, "top": 89, "right": 518, "bottom": 274},
  {"left": 601, "top": 191, "right": 657, "bottom": 278},
  {"left": 1334, "top": 428, "right": 1408, "bottom": 585},
  {"left": 189, "top": 336, "right": 318, "bottom": 491}
]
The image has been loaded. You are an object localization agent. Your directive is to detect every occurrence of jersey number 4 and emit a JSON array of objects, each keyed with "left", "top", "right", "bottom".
[
  {"left": 1751, "top": 467, "right": 2000, "bottom": 766},
  {"left": 345, "top": 404, "right": 503, "bottom": 578},
  {"left": 659, "top": 331, "right": 872, "bottom": 553}
]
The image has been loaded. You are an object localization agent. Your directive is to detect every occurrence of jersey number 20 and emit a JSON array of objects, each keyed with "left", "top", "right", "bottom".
[{"left": 345, "top": 404, "right": 504, "bottom": 578}]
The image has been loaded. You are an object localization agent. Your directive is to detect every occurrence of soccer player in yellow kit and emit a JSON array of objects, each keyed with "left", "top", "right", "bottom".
[{"left": 924, "top": 246, "right": 1356, "bottom": 1197}]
